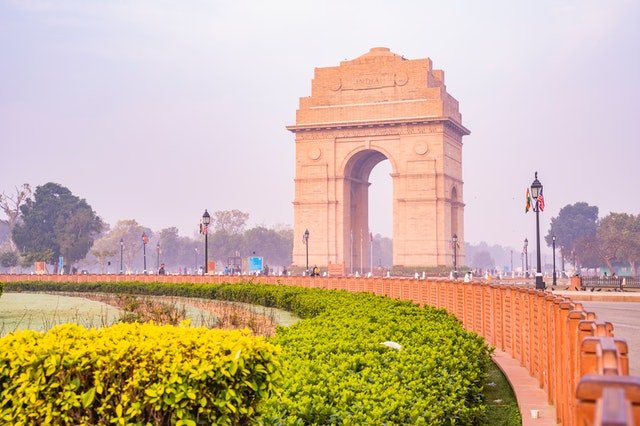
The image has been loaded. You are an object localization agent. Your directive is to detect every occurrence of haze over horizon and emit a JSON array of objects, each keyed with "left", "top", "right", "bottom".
[{"left": 2, "top": 1, "right": 639, "bottom": 254}]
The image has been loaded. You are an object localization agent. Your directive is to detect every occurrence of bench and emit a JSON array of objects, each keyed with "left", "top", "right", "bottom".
[{"left": 580, "top": 277, "right": 623, "bottom": 292}]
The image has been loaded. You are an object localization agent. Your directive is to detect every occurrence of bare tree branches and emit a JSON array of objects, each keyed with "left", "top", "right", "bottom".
[{"left": 0, "top": 183, "right": 32, "bottom": 249}]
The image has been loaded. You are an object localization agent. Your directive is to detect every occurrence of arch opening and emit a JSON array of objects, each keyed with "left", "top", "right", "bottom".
[
  {"left": 369, "top": 159, "right": 393, "bottom": 269},
  {"left": 343, "top": 149, "right": 392, "bottom": 274}
]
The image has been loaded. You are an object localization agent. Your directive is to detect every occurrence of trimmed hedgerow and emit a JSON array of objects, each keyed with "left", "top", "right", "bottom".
[
  {"left": 0, "top": 322, "right": 279, "bottom": 425},
  {"left": 262, "top": 293, "right": 490, "bottom": 425},
  {"left": 4, "top": 281, "right": 492, "bottom": 424}
]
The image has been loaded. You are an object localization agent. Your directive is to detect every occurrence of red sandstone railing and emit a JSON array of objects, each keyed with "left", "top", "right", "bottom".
[{"left": 1, "top": 273, "right": 639, "bottom": 425}]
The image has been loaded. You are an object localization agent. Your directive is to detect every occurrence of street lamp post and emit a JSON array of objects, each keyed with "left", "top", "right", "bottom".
[
  {"left": 303, "top": 229, "right": 309, "bottom": 274},
  {"left": 524, "top": 238, "right": 529, "bottom": 278},
  {"left": 369, "top": 231, "right": 373, "bottom": 275},
  {"left": 530, "top": 172, "right": 545, "bottom": 290},
  {"left": 142, "top": 232, "right": 148, "bottom": 274},
  {"left": 552, "top": 235, "right": 557, "bottom": 288},
  {"left": 156, "top": 242, "right": 160, "bottom": 271},
  {"left": 510, "top": 250, "right": 513, "bottom": 275},
  {"left": 202, "top": 210, "right": 211, "bottom": 274},
  {"left": 452, "top": 234, "right": 459, "bottom": 278},
  {"left": 119, "top": 238, "right": 124, "bottom": 274}
]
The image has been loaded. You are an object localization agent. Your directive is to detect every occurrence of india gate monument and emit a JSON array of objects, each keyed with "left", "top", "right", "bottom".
[{"left": 288, "top": 47, "right": 470, "bottom": 272}]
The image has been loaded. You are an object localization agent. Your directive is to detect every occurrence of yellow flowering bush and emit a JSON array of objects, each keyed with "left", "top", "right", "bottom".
[{"left": 0, "top": 322, "right": 280, "bottom": 425}]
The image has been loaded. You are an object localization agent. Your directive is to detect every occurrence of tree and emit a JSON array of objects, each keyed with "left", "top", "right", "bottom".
[
  {"left": 0, "top": 251, "right": 19, "bottom": 271},
  {"left": 545, "top": 202, "right": 598, "bottom": 268},
  {"left": 90, "top": 225, "right": 118, "bottom": 273},
  {"left": 208, "top": 229, "right": 244, "bottom": 266},
  {"left": 372, "top": 234, "right": 393, "bottom": 268},
  {"left": 90, "top": 220, "right": 152, "bottom": 273},
  {"left": 12, "top": 183, "right": 104, "bottom": 266},
  {"left": 471, "top": 251, "right": 495, "bottom": 270},
  {"left": 574, "top": 235, "right": 617, "bottom": 271},
  {"left": 0, "top": 222, "right": 9, "bottom": 248},
  {"left": 0, "top": 184, "right": 31, "bottom": 249},
  {"left": 155, "top": 227, "right": 199, "bottom": 272},
  {"left": 597, "top": 213, "right": 640, "bottom": 275},
  {"left": 241, "top": 226, "right": 293, "bottom": 267},
  {"left": 465, "top": 241, "right": 513, "bottom": 271},
  {"left": 211, "top": 210, "right": 249, "bottom": 234}
]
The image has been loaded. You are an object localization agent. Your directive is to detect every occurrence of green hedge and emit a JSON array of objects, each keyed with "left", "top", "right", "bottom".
[{"left": 4, "top": 281, "right": 492, "bottom": 424}]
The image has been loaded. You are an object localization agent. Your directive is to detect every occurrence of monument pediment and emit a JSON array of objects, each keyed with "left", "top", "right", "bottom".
[{"left": 289, "top": 47, "right": 466, "bottom": 134}]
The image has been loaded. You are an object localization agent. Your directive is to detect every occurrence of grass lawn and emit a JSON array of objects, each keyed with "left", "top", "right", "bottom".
[{"left": 483, "top": 360, "right": 522, "bottom": 425}]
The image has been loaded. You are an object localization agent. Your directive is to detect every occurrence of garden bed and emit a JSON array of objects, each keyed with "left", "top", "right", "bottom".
[{"left": 3, "top": 281, "right": 496, "bottom": 424}]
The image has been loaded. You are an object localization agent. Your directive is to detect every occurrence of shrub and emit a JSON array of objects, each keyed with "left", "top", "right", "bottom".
[
  {"left": 262, "top": 293, "right": 490, "bottom": 425},
  {"left": 5, "top": 281, "right": 492, "bottom": 424},
  {"left": 0, "top": 322, "right": 280, "bottom": 425}
]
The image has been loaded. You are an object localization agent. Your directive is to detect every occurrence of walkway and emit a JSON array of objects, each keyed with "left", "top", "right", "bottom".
[{"left": 492, "top": 350, "right": 557, "bottom": 425}]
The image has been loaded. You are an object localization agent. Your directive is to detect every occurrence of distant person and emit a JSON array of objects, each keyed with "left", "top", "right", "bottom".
[
  {"left": 158, "top": 263, "right": 166, "bottom": 275},
  {"left": 312, "top": 265, "right": 320, "bottom": 276}
]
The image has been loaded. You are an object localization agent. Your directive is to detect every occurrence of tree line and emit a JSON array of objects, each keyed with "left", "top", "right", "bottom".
[
  {"left": 546, "top": 202, "right": 640, "bottom": 276},
  {"left": 464, "top": 202, "right": 640, "bottom": 276},
  {"left": 0, "top": 183, "right": 293, "bottom": 273},
  {"left": 7, "top": 184, "right": 631, "bottom": 276}
]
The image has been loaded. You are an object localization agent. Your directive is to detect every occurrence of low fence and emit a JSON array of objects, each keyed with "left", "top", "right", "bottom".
[
  {"left": 573, "top": 275, "right": 640, "bottom": 291},
  {"left": 581, "top": 276, "right": 624, "bottom": 291},
  {"left": 1, "top": 273, "right": 639, "bottom": 425}
]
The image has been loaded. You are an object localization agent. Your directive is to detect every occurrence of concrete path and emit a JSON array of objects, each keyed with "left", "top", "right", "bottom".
[{"left": 492, "top": 350, "right": 557, "bottom": 425}]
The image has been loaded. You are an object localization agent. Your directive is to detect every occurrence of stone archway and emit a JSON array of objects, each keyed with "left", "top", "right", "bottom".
[
  {"left": 343, "top": 148, "right": 389, "bottom": 274},
  {"left": 288, "top": 47, "right": 470, "bottom": 271}
]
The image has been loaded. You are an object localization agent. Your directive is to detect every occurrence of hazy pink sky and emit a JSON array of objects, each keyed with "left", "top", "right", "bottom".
[{"left": 2, "top": 1, "right": 639, "bottom": 253}]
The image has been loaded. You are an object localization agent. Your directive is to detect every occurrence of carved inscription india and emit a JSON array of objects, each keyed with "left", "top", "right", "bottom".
[{"left": 342, "top": 73, "right": 395, "bottom": 90}]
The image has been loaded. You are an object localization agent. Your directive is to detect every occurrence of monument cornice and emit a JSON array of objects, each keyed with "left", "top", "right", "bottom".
[{"left": 287, "top": 116, "right": 470, "bottom": 136}]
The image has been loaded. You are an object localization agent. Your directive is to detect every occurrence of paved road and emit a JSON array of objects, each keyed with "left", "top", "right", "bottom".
[{"left": 580, "top": 301, "right": 640, "bottom": 376}]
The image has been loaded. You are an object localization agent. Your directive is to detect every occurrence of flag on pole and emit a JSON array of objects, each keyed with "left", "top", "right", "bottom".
[
  {"left": 199, "top": 223, "right": 208, "bottom": 235},
  {"left": 525, "top": 188, "right": 531, "bottom": 213},
  {"left": 537, "top": 188, "right": 545, "bottom": 212}
]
